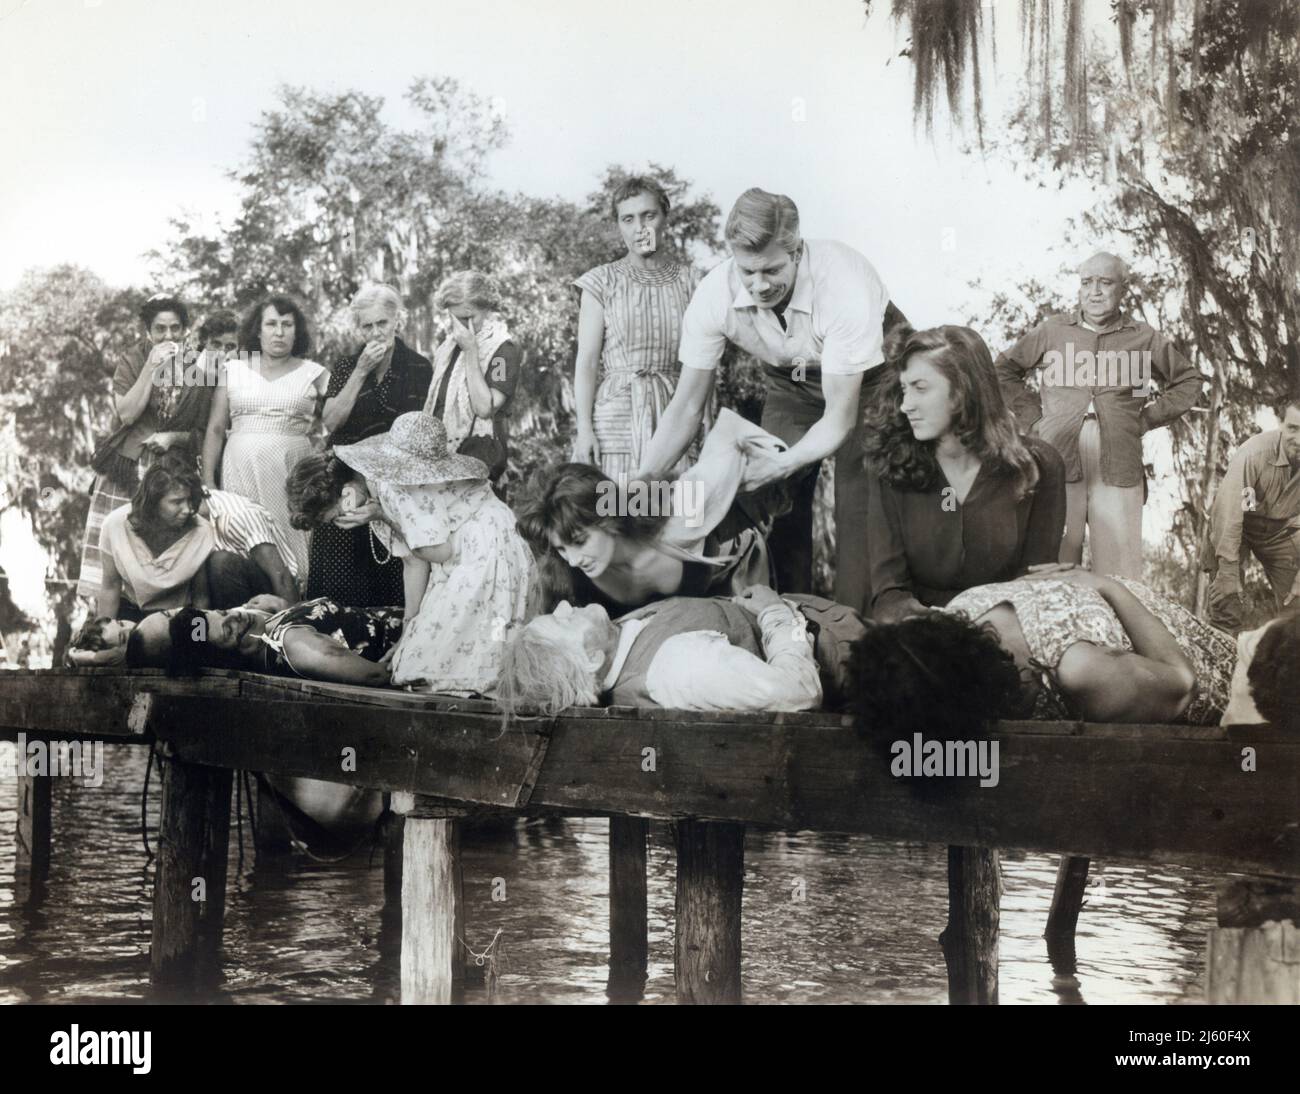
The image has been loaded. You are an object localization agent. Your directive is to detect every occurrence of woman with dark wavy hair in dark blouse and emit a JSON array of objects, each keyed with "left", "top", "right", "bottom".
[{"left": 863, "top": 325, "right": 1067, "bottom": 622}]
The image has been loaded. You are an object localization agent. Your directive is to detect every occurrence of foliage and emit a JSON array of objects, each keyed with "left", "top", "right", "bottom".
[
  {"left": 912, "top": 0, "right": 1300, "bottom": 616},
  {"left": 150, "top": 79, "right": 730, "bottom": 501},
  {"left": 0, "top": 265, "right": 142, "bottom": 660}
]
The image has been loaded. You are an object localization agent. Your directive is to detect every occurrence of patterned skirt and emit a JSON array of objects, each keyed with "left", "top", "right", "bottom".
[{"left": 76, "top": 469, "right": 137, "bottom": 599}]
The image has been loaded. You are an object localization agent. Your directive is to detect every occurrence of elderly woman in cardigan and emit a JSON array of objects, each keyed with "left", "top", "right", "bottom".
[
  {"left": 309, "top": 283, "right": 433, "bottom": 605},
  {"left": 422, "top": 270, "right": 523, "bottom": 487}
]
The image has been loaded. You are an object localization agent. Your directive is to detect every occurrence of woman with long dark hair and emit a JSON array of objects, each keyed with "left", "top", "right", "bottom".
[
  {"left": 863, "top": 325, "right": 1067, "bottom": 621},
  {"left": 516, "top": 408, "right": 780, "bottom": 615}
]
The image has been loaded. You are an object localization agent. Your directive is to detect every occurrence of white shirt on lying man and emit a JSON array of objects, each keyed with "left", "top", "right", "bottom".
[
  {"left": 498, "top": 586, "right": 831, "bottom": 717},
  {"left": 601, "top": 592, "right": 823, "bottom": 712}
]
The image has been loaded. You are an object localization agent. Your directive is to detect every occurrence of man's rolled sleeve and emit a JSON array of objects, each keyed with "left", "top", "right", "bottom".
[
  {"left": 1207, "top": 444, "right": 1251, "bottom": 579},
  {"left": 676, "top": 271, "right": 729, "bottom": 372},
  {"left": 994, "top": 325, "right": 1047, "bottom": 434},
  {"left": 819, "top": 253, "right": 889, "bottom": 375},
  {"left": 1139, "top": 332, "right": 1202, "bottom": 432}
]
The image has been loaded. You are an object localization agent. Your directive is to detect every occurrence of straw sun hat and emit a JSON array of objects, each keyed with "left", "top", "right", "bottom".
[{"left": 333, "top": 412, "right": 488, "bottom": 485}]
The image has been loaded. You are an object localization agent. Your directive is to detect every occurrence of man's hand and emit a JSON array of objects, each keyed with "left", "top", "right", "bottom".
[
  {"left": 733, "top": 584, "right": 785, "bottom": 617},
  {"left": 1020, "top": 564, "right": 1106, "bottom": 590},
  {"left": 740, "top": 437, "right": 793, "bottom": 490}
]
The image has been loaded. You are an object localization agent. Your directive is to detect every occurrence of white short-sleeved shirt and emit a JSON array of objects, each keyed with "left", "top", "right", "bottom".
[{"left": 677, "top": 239, "right": 890, "bottom": 377}]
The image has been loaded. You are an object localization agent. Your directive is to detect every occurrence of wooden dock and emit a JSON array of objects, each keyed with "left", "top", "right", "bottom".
[{"left": 2, "top": 667, "right": 1297, "bottom": 1004}]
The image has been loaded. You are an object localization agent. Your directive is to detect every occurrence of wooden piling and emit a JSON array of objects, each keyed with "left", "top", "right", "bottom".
[
  {"left": 1207, "top": 877, "right": 1300, "bottom": 1004},
  {"left": 150, "top": 753, "right": 233, "bottom": 993},
  {"left": 674, "top": 819, "right": 745, "bottom": 1004},
  {"left": 1044, "top": 854, "right": 1090, "bottom": 962},
  {"left": 608, "top": 815, "right": 649, "bottom": 1000},
  {"left": 398, "top": 798, "right": 466, "bottom": 1005},
  {"left": 14, "top": 772, "right": 52, "bottom": 905},
  {"left": 940, "top": 845, "right": 1001, "bottom": 1005}
]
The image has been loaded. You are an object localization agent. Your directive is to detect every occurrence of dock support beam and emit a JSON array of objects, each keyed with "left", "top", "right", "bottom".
[
  {"left": 1207, "top": 877, "right": 1300, "bottom": 1003},
  {"left": 14, "top": 772, "right": 52, "bottom": 905},
  {"left": 674, "top": 819, "right": 745, "bottom": 1004},
  {"left": 608, "top": 816, "right": 649, "bottom": 1001},
  {"left": 940, "top": 845, "right": 1001, "bottom": 1005},
  {"left": 398, "top": 798, "right": 465, "bottom": 1005},
  {"left": 1044, "top": 854, "right": 1090, "bottom": 962},
  {"left": 150, "top": 753, "right": 232, "bottom": 995}
]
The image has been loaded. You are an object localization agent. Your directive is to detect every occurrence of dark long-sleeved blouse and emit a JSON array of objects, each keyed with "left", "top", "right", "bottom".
[{"left": 866, "top": 436, "right": 1067, "bottom": 621}]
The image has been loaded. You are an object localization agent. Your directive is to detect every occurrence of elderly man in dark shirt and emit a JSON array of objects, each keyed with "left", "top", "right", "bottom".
[{"left": 995, "top": 252, "right": 1203, "bottom": 579}]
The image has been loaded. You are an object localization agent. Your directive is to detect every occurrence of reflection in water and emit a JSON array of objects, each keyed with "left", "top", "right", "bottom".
[{"left": 0, "top": 743, "right": 1215, "bottom": 1004}]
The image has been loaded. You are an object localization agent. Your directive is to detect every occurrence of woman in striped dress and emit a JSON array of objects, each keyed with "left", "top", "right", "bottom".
[
  {"left": 202, "top": 295, "right": 327, "bottom": 583},
  {"left": 571, "top": 176, "right": 711, "bottom": 480}
]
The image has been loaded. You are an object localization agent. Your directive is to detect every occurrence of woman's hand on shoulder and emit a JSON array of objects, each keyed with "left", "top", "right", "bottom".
[{"left": 1021, "top": 563, "right": 1107, "bottom": 589}]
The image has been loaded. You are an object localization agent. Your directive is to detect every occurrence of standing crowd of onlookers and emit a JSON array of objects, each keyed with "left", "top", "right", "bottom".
[{"left": 65, "top": 177, "right": 1299, "bottom": 730}]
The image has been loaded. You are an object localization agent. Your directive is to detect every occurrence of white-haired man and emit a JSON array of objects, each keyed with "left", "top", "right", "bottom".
[
  {"left": 494, "top": 585, "right": 865, "bottom": 716},
  {"left": 995, "top": 252, "right": 1203, "bottom": 579},
  {"left": 637, "top": 187, "right": 910, "bottom": 616}
]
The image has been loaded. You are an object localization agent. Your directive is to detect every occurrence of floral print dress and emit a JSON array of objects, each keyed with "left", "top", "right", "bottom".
[
  {"left": 256, "top": 597, "right": 405, "bottom": 677},
  {"left": 372, "top": 478, "right": 534, "bottom": 694},
  {"left": 943, "top": 577, "right": 1236, "bottom": 724}
]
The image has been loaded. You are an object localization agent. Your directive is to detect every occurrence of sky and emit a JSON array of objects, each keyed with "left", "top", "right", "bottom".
[
  {"left": 0, "top": 0, "right": 1101, "bottom": 325},
  {"left": 1, "top": 0, "right": 1183, "bottom": 622}
]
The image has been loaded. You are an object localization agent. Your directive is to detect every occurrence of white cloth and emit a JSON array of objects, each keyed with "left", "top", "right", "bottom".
[
  {"left": 424, "top": 315, "right": 513, "bottom": 452},
  {"left": 98, "top": 505, "right": 215, "bottom": 610},
  {"left": 654, "top": 406, "right": 786, "bottom": 562},
  {"left": 643, "top": 600, "right": 822, "bottom": 711},
  {"left": 677, "top": 239, "right": 889, "bottom": 376},
  {"left": 1221, "top": 621, "right": 1270, "bottom": 725}
]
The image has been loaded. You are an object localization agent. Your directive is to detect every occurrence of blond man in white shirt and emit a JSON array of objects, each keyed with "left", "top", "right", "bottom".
[{"left": 638, "top": 187, "right": 907, "bottom": 614}]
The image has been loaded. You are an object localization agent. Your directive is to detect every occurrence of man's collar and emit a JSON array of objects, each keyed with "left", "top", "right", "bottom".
[
  {"left": 1273, "top": 430, "right": 1294, "bottom": 468},
  {"left": 601, "top": 617, "right": 648, "bottom": 692},
  {"left": 1073, "top": 307, "right": 1135, "bottom": 333},
  {"left": 731, "top": 245, "right": 813, "bottom": 313}
]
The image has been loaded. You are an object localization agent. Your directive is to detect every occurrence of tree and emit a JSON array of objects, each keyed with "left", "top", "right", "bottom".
[
  {"left": 0, "top": 266, "right": 141, "bottom": 661},
  {"left": 884, "top": 0, "right": 1299, "bottom": 615},
  {"left": 155, "top": 82, "right": 730, "bottom": 498}
]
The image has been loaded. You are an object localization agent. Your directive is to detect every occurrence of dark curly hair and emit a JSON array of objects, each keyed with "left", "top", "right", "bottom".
[
  {"left": 139, "top": 294, "right": 190, "bottom": 330},
  {"left": 863, "top": 325, "right": 1039, "bottom": 498},
  {"left": 197, "top": 308, "right": 240, "bottom": 346},
  {"left": 240, "top": 294, "right": 312, "bottom": 357},
  {"left": 286, "top": 451, "right": 354, "bottom": 531},
  {"left": 1246, "top": 610, "right": 1300, "bottom": 728},
  {"left": 128, "top": 464, "right": 204, "bottom": 540},
  {"left": 850, "top": 611, "right": 1025, "bottom": 798}
]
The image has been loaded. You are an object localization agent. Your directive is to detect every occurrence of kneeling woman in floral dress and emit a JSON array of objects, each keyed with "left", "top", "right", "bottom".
[{"left": 288, "top": 412, "right": 534, "bottom": 695}]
